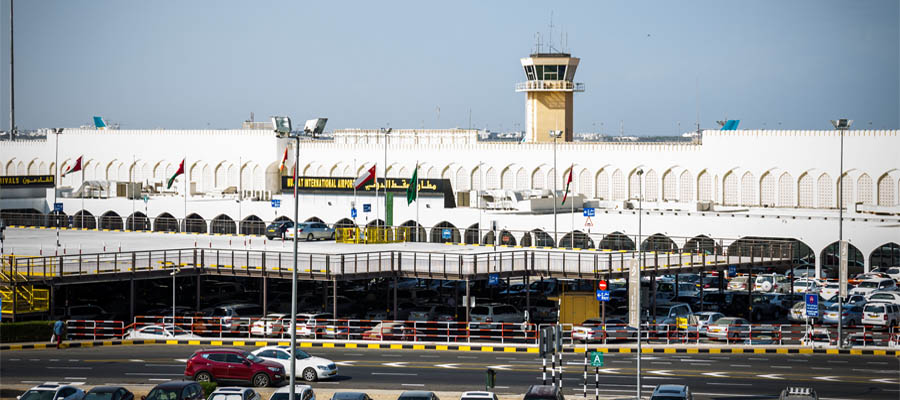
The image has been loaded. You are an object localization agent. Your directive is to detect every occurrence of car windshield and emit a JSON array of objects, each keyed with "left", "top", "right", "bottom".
[
  {"left": 84, "top": 393, "right": 115, "bottom": 400},
  {"left": 756, "top": 276, "right": 773, "bottom": 283},
  {"left": 294, "top": 350, "right": 310, "bottom": 359},
  {"left": 826, "top": 304, "right": 841, "bottom": 311},
  {"left": 19, "top": 391, "right": 55, "bottom": 400},
  {"left": 865, "top": 305, "right": 885, "bottom": 313},
  {"left": 145, "top": 389, "right": 180, "bottom": 400},
  {"left": 245, "top": 353, "right": 263, "bottom": 363},
  {"left": 209, "top": 395, "right": 242, "bottom": 400},
  {"left": 859, "top": 281, "right": 880, "bottom": 288},
  {"left": 270, "top": 394, "right": 305, "bottom": 400},
  {"left": 649, "top": 397, "right": 687, "bottom": 400}
]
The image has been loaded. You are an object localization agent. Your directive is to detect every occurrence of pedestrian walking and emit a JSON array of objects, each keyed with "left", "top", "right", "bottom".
[{"left": 53, "top": 317, "right": 67, "bottom": 349}]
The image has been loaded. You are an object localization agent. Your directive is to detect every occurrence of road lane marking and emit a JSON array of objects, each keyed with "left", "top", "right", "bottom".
[
  {"left": 811, "top": 367, "right": 832, "bottom": 370},
  {"left": 701, "top": 372, "right": 728, "bottom": 378},
  {"left": 771, "top": 366, "right": 791, "bottom": 369},
  {"left": 47, "top": 367, "right": 91, "bottom": 370},
  {"left": 64, "top": 377, "right": 87, "bottom": 380},
  {"left": 867, "top": 361, "right": 889, "bottom": 365},
  {"left": 730, "top": 364, "right": 751, "bottom": 367},
  {"left": 372, "top": 372, "right": 417, "bottom": 376},
  {"left": 457, "top": 356, "right": 477, "bottom": 359},
  {"left": 647, "top": 370, "right": 672, "bottom": 376},
  {"left": 436, "top": 364, "right": 459, "bottom": 369},
  {"left": 401, "top": 384, "right": 425, "bottom": 387},
  {"left": 487, "top": 365, "right": 510, "bottom": 370},
  {"left": 129, "top": 359, "right": 144, "bottom": 362},
  {"left": 419, "top": 355, "right": 440, "bottom": 358},
  {"left": 759, "top": 374, "right": 783, "bottom": 379},
  {"left": 813, "top": 376, "right": 839, "bottom": 381},
  {"left": 383, "top": 362, "right": 408, "bottom": 368}
]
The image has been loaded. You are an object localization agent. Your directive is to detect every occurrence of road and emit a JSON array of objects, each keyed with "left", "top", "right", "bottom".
[{"left": 2, "top": 345, "right": 898, "bottom": 399}]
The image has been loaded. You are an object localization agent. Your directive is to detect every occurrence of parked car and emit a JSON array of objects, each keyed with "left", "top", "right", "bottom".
[
  {"left": 207, "top": 303, "right": 265, "bottom": 333},
  {"left": 250, "top": 314, "right": 290, "bottom": 337},
  {"left": 754, "top": 274, "right": 790, "bottom": 293},
  {"left": 460, "top": 392, "right": 498, "bottom": 400},
  {"left": 727, "top": 275, "right": 749, "bottom": 291},
  {"left": 851, "top": 278, "right": 897, "bottom": 297},
  {"left": 362, "top": 322, "right": 416, "bottom": 341},
  {"left": 330, "top": 393, "right": 371, "bottom": 400},
  {"left": 266, "top": 221, "right": 294, "bottom": 240},
  {"left": 125, "top": 324, "right": 200, "bottom": 340},
  {"left": 792, "top": 279, "right": 819, "bottom": 294},
  {"left": 523, "top": 385, "right": 563, "bottom": 400},
  {"left": 184, "top": 348, "right": 285, "bottom": 387},
  {"left": 800, "top": 328, "right": 833, "bottom": 348},
  {"left": 862, "top": 302, "right": 900, "bottom": 327},
  {"left": 17, "top": 383, "right": 85, "bottom": 400},
  {"left": 408, "top": 304, "right": 456, "bottom": 322},
  {"left": 269, "top": 385, "right": 315, "bottom": 400},
  {"left": 208, "top": 388, "right": 261, "bottom": 400},
  {"left": 572, "top": 318, "right": 637, "bottom": 342},
  {"left": 143, "top": 381, "right": 204, "bottom": 400},
  {"left": 470, "top": 303, "right": 525, "bottom": 328},
  {"left": 819, "top": 282, "right": 840, "bottom": 299},
  {"left": 707, "top": 317, "right": 749, "bottom": 341},
  {"left": 251, "top": 345, "right": 337, "bottom": 382},
  {"left": 695, "top": 312, "right": 725, "bottom": 336},
  {"left": 286, "top": 222, "right": 335, "bottom": 241},
  {"left": 866, "top": 292, "right": 900, "bottom": 304},
  {"left": 650, "top": 384, "right": 692, "bottom": 400},
  {"left": 397, "top": 392, "right": 439, "bottom": 400},
  {"left": 882, "top": 266, "right": 900, "bottom": 282},
  {"left": 84, "top": 386, "right": 133, "bottom": 400},
  {"left": 822, "top": 303, "right": 863, "bottom": 326}
]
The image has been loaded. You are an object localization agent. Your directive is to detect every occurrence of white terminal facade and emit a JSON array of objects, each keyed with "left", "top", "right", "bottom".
[{"left": 1, "top": 50, "right": 898, "bottom": 278}]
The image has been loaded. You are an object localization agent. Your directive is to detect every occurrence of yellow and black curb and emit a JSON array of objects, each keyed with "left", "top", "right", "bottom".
[{"left": 3, "top": 339, "right": 898, "bottom": 356}]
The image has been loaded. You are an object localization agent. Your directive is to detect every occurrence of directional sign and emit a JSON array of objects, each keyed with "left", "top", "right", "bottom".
[
  {"left": 583, "top": 207, "right": 595, "bottom": 217},
  {"left": 728, "top": 265, "right": 737, "bottom": 278},
  {"left": 596, "top": 290, "right": 610, "bottom": 302},
  {"left": 53, "top": 202, "right": 64, "bottom": 212},
  {"left": 488, "top": 273, "right": 500, "bottom": 287},
  {"left": 363, "top": 204, "right": 371, "bottom": 213},
  {"left": 442, "top": 228, "right": 452, "bottom": 240},
  {"left": 271, "top": 199, "right": 281, "bottom": 208},
  {"left": 590, "top": 351, "right": 604, "bottom": 367},
  {"left": 351, "top": 208, "right": 357, "bottom": 218},
  {"left": 805, "top": 293, "right": 818, "bottom": 318}
]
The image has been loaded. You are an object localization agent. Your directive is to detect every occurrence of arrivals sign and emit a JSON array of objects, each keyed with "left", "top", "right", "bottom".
[
  {"left": 282, "top": 176, "right": 456, "bottom": 208},
  {"left": 0, "top": 175, "right": 55, "bottom": 188}
]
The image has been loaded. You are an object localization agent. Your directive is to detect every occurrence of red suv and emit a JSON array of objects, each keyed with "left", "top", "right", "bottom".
[{"left": 184, "top": 348, "right": 285, "bottom": 387}]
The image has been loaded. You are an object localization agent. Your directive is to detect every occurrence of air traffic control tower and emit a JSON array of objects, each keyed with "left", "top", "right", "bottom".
[{"left": 516, "top": 53, "right": 584, "bottom": 143}]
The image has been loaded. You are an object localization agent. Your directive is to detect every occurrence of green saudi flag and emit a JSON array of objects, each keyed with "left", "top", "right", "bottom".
[{"left": 406, "top": 164, "right": 418, "bottom": 205}]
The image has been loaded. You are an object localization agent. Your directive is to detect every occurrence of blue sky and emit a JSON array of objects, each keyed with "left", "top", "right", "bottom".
[{"left": 1, "top": 0, "right": 897, "bottom": 133}]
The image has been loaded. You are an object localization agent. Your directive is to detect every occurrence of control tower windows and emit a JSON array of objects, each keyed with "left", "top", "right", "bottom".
[{"left": 524, "top": 65, "right": 536, "bottom": 81}]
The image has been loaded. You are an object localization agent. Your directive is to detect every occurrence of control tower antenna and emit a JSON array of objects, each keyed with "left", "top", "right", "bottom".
[{"left": 547, "top": 11, "right": 557, "bottom": 53}]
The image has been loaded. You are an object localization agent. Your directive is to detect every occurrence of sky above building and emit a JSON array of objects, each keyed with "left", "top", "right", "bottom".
[{"left": 1, "top": 0, "right": 898, "bottom": 134}]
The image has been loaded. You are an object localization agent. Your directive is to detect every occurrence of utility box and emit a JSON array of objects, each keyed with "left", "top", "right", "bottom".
[
  {"left": 456, "top": 191, "right": 470, "bottom": 207},
  {"left": 555, "top": 292, "right": 600, "bottom": 325}
]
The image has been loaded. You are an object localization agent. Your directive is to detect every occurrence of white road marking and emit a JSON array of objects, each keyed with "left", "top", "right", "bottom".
[
  {"left": 401, "top": 384, "right": 425, "bottom": 387},
  {"left": 748, "top": 357, "right": 767, "bottom": 361},
  {"left": 174, "top": 358, "right": 187, "bottom": 362},
  {"left": 759, "top": 374, "right": 783, "bottom": 379},
  {"left": 643, "top": 377, "right": 676, "bottom": 380},
  {"left": 383, "top": 362, "right": 408, "bottom": 368},
  {"left": 701, "top": 372, "right": 729, "bottom": 378},
  {"left": 811, "top": 367, "right": 832, "bottom": 370},
  {"left": 419, "top": 355, "right": 440, "bottom": 358},
  {"left": 813, "top": 376, "right": 839, "bottom": 382},
  {"left": 771, "top": 365, "right": 791, "bottom": 369},
  {"left": 496, "top": 357, "right": 517, "bottom": 360},
  {"left": 871, "top": 378, "right": 899, "bottom": 384},
  {"left": 436, "top": 363, "right": 459, "bottom": 369},
  {"left": 10, "top": 358, "right": 21, "bottom": 361},
  {"left": 852, "top": 368, "right": 895, "bottom": 374},
  {"left": 372, "top": 372, "right": 417, "bottom": 376},
  {"left": 647, "top": 370, "right": 672, "bottom": 376},
  {"left": 457, "top": 356, "right": 477, "bottom": 359},
  {"left": 344, "top": 353, "right": 363, "bottom": 356},
  {"left": 129, "top": 359, "right": 144, "bottom": 362},
  {"left": 382, "top": 354, "right": 402, "bottom": 357},
  {"left": 487, "top": 365, "right": 510, "bottom": 370},
  {"left": 786, "top": 359, "right": 809, "bottom": 362},
  {"left": 650, "top": 361, "right": 672, "bottom": 365},
  {"left": 316, "top": 382, "right": 339, "bottom": 385},
  {"left": 335, "top": 361, "right": 355, "bottom": 366},
  {"left": 64, "top": 377, "right": 86, "bottom": 380},
  {"left": 597, "top": 368, "right": 621, "bottom": 374},
  {"left": 68, "top": 359, "right": 79, "bottom": 362},
  {"left": 867, "top": 361, "right": 889, "bottom": 365},
  {"left": 730, "top": 364, "right": 751, "bottom": 367},
  {"left": 148, "top": 379, "right": 170, "bottom": 382}
]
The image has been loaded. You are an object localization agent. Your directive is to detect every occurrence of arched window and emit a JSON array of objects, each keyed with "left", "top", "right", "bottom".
[
  {"left": 777, "top": 172, "right": 793, "bottom": 207},
  {"left": 760, "top": 172, "right": 775, "bottom": 207},
  {"left": 698, "top": 170, "right": 714, "bottom": 202},
  {"left": 486, "top": 167, "right": 499, "bottom": 189},
  {"left": 532, "top": 168, "right": 545, "bottom": 190},
  {"left": 456, "top": 168, "right": 470, "bottom": 191},
  {"left": 838, "top": 173, "right": 852, "bottom": 209},
  {"left": 817, "top": 173, "right": 833, "bottom": 208},
  {"left": 578, "top": 169, "right": 592, "bottom": 196},
  {"left": 857, "top": 173, "right": 873, "bottom": 205},
  {"left": 679, "top": 170, "right": 693, "bottom": 202},
  {"left": 611, "top": 169, "right": 625, "bottom": 200},
  {"left": 644, "top": 169, "right": 658, "bottom": 201},
  {"left": 662, "top": 170, "right": 677, "bottom": 201},
  {"left": 740, "top": 171, "right": 756, "bottom": 206},
  {"left": 515, "top": 167, "right": 526, "bottom": 190},
  {"left": 797, "top": 173, "right": 814, "bottom": 208},
  {"left": 629, "top": 170, "right": 641, "bottom": 199},
  {"left": 501, "top": 167, "right": 515, "bottom": 189},
  {"left": 596, "top": 170, "right": 609, "bottom": 199},
  {"left": 546, "top": 168, "right": 556, "bottom": 191},
  {"left": 723, "top": 171, "right": 740, "bottom": 206},
  {"left": 877, "top": 175, "right": 895, "bottom": 206}
]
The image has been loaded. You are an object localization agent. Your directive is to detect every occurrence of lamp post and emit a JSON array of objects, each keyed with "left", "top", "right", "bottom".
[
  {"left": 273, "top": 117, "right": 326, "bottom": 400},
  {"left": 380, "top": 127, "right": 392, "bottom": 232},
  {"left": 635, "top": 168, "right": 644, "bottom": 399},
  {"left": 549, "top": 130, "right": 563, "bottom": 246},
  {"left": 477, "top": 161, "right": 485, "bottom": 244},
  {"left": 830, "top": 118, "right": 852, "bottom": 349},
  {"left": 170, "top": 266, "right": 181, "bottom": 330},
  {"left": 52, "top": 128, "right": 63, "bottom": 247}
]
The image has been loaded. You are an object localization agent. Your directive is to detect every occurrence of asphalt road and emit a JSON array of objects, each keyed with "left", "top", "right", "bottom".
[{"left": 1, "top": 345, "right": 898, "bottom": 399}]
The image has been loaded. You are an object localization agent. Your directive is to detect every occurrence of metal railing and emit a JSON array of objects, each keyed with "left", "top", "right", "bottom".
[{"left": 515, "top": 81, "right": 585, "bottom": 92}]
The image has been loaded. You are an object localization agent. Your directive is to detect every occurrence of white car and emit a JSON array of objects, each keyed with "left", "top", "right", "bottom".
[
  {"left": 882, "top": 266, "right": 900, "bottom": 282},
  {"left": 754, "top": 274, "right": 790, "bottom": 293},
  {"left": 17, "top": 383, "right": 85, "bottom": 400},
  {"left": 208, "top": 387, "right": 261, "bottom": 400},
  {"left": 792, "top": 279, "right": 819, "bottom": 294},
  {"left": 470, "top": 304, "right": 524, "bottom": 328},
  {"left": 292, "top": 313, "right": 334, "bottom": 337},
  {"left": 861, "top": 302, "right": 900, "bottom": 327},
  {"left": 460, "top": 392, "right": 498, "bottom": 400},
  {"left": 819, "top": 282, "right": 840, "bottom": 299},
  {"left": 268, "top": 385, "right": 315, "bottom": 400},
  {"left": 851, "top": 278, "right": 897, "bottom": 297},
  {"left": 250, "top": 314, "right": 289, "bottom": 337},
  {"left": 695, "top": 312, "right": 725, "bottom": 336},
  {"left": 866, "top": 291, "right": 900, "bottom": 304},
  {"left": 125, "top": 324, "right": 200, "bottom": 339},
  {"left": 251, "top": 345, "right": 337, "bottom": 382}
]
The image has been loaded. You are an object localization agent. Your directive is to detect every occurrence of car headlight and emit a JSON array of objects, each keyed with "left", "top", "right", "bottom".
[
  {"left": 317, "top": 365, "right": 329, "bottom": 370},
  {"left": 268, "top": 366, "right": 281, "bottom": 372}
]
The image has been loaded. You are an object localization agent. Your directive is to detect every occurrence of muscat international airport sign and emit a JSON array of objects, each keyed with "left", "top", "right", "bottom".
[
  {"left": 0, "top": 175, "right": 55, "bottom": 188},
  {"left": 282, "top": 176, "right": 456, "bottom": 208}
]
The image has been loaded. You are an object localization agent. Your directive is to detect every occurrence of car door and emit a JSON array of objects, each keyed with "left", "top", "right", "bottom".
[
  {"left": 225, "top": 353, "right": 252, "bottom": 381},
  {"left": 204, "top": 353, "right": 231, "bottom": 379}
]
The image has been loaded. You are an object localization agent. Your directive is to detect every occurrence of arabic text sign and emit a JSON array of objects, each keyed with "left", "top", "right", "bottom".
[
  {"left": 596, "top": 290, "right": 609, "bottom": 302},
  {"left": 583, "top": 207, "right": 595, "bottom": 217},
  {"left": 283, "top": 176, "right": 447, "bottom": 193},
  {"left": 53, "top": 203, "right": 64, "bottom": 212},
  {"left": 805, "top": 294, "right": 818, "bottom": 318},
  {"left": 271, "top": 199, "right": 281, "bottom": 208},
  {"left": 0, "top": 175, "right": 55, "bottom": 188}
]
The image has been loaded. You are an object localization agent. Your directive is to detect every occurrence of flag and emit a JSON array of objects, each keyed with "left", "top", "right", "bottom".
[
  {"left": 61, "top": 156, "right": 83, "bottom": 177},
  {"left": 354, "top": 165, "right": 376, "bottom": 189},
  {"left": 167, "top": 159, "right": 185, "bottom": 189},
  {"left": 278, "top": 148, "right": 288, "bottom": 172},
  {"left": 561, "top": 164, "right": 574, "bottom": 205},
  {"left": 406, "top": 164, "right": 418, "bottom": 205}
]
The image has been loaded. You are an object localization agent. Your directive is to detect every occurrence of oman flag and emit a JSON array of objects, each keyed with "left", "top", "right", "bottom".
[
  {"left": 167, "top": 159, "right": 185, "bottom": 189},
  {"left": 353, "top": 165, "right": 376, "bottom": 189},
  {"left": 278, "top": 148, "right": 289, "bottom": 172},
  {"left": 561, "top": 164, "right": 574, "bottom": 205},
  {"left": 61, "top": 156, "right": 83, "bottom": 177}
]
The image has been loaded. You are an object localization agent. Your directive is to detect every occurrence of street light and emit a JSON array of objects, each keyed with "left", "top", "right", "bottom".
[
  {"left": 380, "top": 127, "right": 392, "bottom": 233},
  {"left": 52, "top": 128, "right": 63, "bottom": 247},
  {"left": 549, "top": 130, "right": 563, "bottom": 246},
  {"left": 273, "top": 116, "right": 327, "bottom": 400},
  {"left": 170, "top": 266, "right": 181, "bottom": 332},
  {"left": 635, "top": 168, "right": 644, "bottom": 399},
  {"left": 830, "top": 118, "right": 852, "bottom": 349}
]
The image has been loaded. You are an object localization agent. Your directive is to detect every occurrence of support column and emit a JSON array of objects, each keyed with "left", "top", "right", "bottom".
[
  {"left": 262, "top": 274, "right": 268, "bottom": 317},
  {"left": 332, "top": 278, "right": 337, "bottom": 319},
  {"left": 196, "top": 274, "right": 202, "bottom": 311},
  {"left": 50, "top": 284, "right": 57, "bottom": 319},
  {"left": 129, "top": 280, "right": 135, "bottom": 321},
  {"left": 393, "top": 276, "right": 398, "bottom": 320},
  {"left": 465, "top": 277, "right": 471, "bottom": 324}
]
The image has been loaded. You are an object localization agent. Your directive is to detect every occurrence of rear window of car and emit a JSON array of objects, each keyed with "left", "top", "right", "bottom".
[
  {"left": 494, "top": 306, "right": 516, "bottom": 314},
  {"left": 865, "top": 304, "right": 885, "bottom": 313},
  {"left": 472, "top": 307, "right": 489, "bottom": 315}
]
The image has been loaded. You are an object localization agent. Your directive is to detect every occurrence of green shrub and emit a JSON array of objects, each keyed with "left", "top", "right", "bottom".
[
  {"left": 0, "top": 320, "right": 54, "bottom": 343},
  {"left": 198, "top": 382, "right": 217, "bottom": 397}
]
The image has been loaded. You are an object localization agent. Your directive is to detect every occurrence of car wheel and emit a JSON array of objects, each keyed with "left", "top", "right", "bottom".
[
  {"left": 307, "top": 233, "right": 314, "bottom": 241},
  {"left": 194, "top": 371, "right": 213, "bottom": 382},
  {"left": 252, "top": 372, "right": 271, "bottom": 387},
  {"left": 303, "top": 367, "right": 318, "bottom": 382}
]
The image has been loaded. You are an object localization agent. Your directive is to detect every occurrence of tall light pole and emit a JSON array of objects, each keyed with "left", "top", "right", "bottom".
[
  {"left": 477, "top": 161, "right": 484, "bottom": 244},
  {"left": 380, "top": 127, "right": 392, "bottom": 232},
  {"left": 170, "top": 266, "right": 181, "bottom": 329},
  {"left": 635, "top": 168, "right": 644, "bottom": 399},
  {"left": 830, "top": 118, "right": 852, "bottom": 349},
  {"left": 52, "top": 128, "right": 63, "bottom": 247},
  {"left": 274, "top": 116, "right": 326, "bottom": 400},
  {"left": 549, "top": 130, "right": 563, "bottom": 246}
]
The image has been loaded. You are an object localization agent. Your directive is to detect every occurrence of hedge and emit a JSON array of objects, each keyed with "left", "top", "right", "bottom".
[
  {"left": 199, "top": 382, "right": 217, "bottom": 397},
  {"left": 1, "top": 320, "right": 55, "bottom": 343}
]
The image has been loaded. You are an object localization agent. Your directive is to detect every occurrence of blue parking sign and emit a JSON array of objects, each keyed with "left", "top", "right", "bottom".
[
  {"left": 596, "top": 290, "right": 610, "bottom": 302},
  {"left": 583, "top": 207, "right": 595, "bottom": 217},
  {"left": 271, "top": 199, "right": 281, "bottom": 208},
  {"left": 442, "top": 228, "right": 452, "bottom": 240},
  {"left": 728, "top": 265, "right": 737, "bottom": 277},
  {"left": 351, "top": 208, "right": 357, "bottom": 218},
  {"left": 53, "top": 202, "right": 64, "bottom": 212},
  {"left": 488, "top": 274, "right": 499, "bottom": 287},
  {"left": 805, "top": 294, "right": 818, "bottom": 318}
]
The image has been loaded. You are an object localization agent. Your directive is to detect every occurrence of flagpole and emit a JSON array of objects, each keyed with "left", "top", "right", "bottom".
[
  {"left": 353, "top": 158, "right": 357, "bottom": 227},
  {"left": 131, "top": 154, "right": 135, "bottom": 231},
  {"left": 415, "top": 161, "right": 419, "bottom": 242},
  {"left": 571, "top": 164, "right": 574, "bottom": 248},
  {"left": 183, "top": 156, "right": 187, "bottom": 232},
  {"left": 80, "top": 166, "right": 84, "bottom": 229}
]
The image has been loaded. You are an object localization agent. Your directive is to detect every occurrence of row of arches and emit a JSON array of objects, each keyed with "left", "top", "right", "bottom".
[
  {"left": 294, "top": 160, "right": 900, "bottom": 209},
  {"left": 3, "top": 207, "right": 898, "bottom": 273}
]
